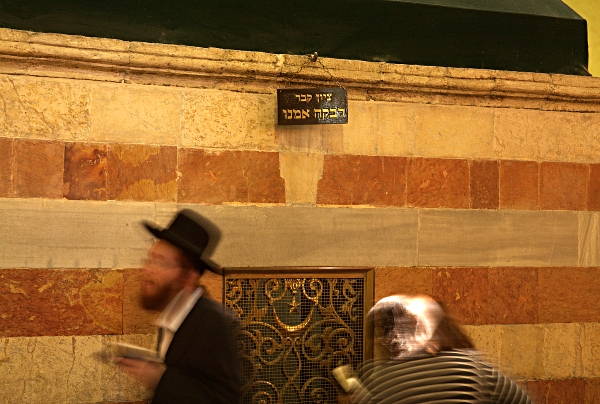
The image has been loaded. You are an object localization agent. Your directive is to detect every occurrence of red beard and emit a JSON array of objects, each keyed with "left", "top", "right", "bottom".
[{"left": 140, "top": 280, "right": 177, "bottom": 311}]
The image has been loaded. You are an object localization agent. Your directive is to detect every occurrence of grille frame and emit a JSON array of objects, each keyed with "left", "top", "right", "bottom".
[{"left": 223, "top": 267, "right": 374, "bottom": 404}]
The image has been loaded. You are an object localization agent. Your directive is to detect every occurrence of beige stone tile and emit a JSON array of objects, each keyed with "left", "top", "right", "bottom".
[
  {"left": 540, "top": 323, "right": 583, "bottom": 379},
  {"left": 342, "top": 101, "right": 415, "bottom": 156},
  {"left": 278, "top": 124, "right": 344, "bottom": 154},
  {"left": 415, "top": 105, "right": 494, "bottom": 159},
  {"left": 28, "top": 31, "right": 130, "bottom": 52},
  {"left": 577, "top": 113, "right": 600, "bottom": 163},
  {"left": 0, "top": 198, "right": 159, "bottom": 269},
  {"left": 499, "top": 324, "right": 544, "bottom": 379},
  {"left": 130, "top": 41, "right": 277, "bottom": 64},
  {"left": 494, "top": 109, "right": 600, "bottom": 163},
  {"left": 100, "top": 334, "right": 154, "bottom": 402},
  {"left": 462, "top": 325, "right": 502, "bottom": 366},
  {"left": 0, "top": 336, "right": 102, "bottom": 404},
  {"left": 492, "top": 109, "right": 529, "bottom": 160},
  {"left": 90, "top": 83, "right": 180, "bottom": 144},
  {"left": 279, "top": 152, "right": 324, "bottom": 205},
  {"left": 181, "top": 89, "right": 277, "bottom": 150},
  {"left": 579, "top": 212, "right": 600, "bottom": 267},
  {"left": 0, "top": 27, "right": 31, "bottom": 42},
  {"left": 418, "top": 209, "right": 578, "bottom": 267},
  {"left": 582, "top": 322, "right": 600, "bottom": 378},
  {"left": 0, "top": 75, "right": 91, "bottom": 140}
]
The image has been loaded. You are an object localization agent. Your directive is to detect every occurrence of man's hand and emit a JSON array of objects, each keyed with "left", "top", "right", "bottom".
[{"left": 114, "top": 357, "right": 166, "bottom": 390}]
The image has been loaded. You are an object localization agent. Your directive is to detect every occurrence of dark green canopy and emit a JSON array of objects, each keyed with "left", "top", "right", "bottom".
[{"left": 0, "top": 0, "right": 589, "bottom": 75}]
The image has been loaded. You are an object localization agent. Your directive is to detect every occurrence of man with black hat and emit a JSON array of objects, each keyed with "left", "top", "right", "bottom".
[{"left": 115, "top": 209, "right": 242, "bottom": 404}]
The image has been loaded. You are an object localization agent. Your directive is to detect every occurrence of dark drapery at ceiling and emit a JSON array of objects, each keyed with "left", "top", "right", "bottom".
[{"left": 0, "top": 0, "right": 589, "bottom": 75}]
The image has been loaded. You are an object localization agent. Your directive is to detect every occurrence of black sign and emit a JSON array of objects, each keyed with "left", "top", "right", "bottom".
[{"left": 277, "top": 88, "right": 348, "bottom": 125}]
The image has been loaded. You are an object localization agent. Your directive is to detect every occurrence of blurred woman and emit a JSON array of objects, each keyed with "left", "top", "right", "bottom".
[{"left": 336, "top": 295, "right": 532, "bottom": 404}]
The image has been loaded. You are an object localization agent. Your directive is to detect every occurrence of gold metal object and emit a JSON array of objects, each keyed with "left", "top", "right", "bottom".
[{"left": 224, "top": 267, "right": 374, "bottom": 404}]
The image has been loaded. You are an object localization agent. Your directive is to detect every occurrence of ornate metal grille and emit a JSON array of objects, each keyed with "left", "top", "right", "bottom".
[{"left": 225, "top": 269, "right": 373, "bottom": 404}]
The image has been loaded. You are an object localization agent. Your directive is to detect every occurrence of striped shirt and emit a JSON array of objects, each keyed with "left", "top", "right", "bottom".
[{"left": 354, "top": 349, "right": 532, "bottom": 404}]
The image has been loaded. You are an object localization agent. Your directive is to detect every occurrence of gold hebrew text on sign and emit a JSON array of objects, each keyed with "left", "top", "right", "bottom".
[{"left": 277, "top": 88, "right": 348, "bottom": 125}]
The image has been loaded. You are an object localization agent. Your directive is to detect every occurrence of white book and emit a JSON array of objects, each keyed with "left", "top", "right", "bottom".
[{"left": 96, "top": 342, "right": 163, "bottom": 363}]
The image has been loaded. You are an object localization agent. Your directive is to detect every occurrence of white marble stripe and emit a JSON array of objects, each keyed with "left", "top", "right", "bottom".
[
  {"left": 0, "top": 199, "right": 419, "bottom": 269},
  {"left": 418, "top": 209, "right": 579, "bottom": 267},
  {"left": 0, "top": 198, "right": 587, "bottom": 269}
]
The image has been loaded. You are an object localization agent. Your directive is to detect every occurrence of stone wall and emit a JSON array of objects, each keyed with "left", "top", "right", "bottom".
[{"left": 0, "top": 28, "right": 600, "bottom": 403}]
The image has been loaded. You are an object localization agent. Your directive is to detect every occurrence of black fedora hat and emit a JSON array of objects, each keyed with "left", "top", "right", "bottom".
[{"left": 142, "top": 209, "right": 222, "bottom": 275}]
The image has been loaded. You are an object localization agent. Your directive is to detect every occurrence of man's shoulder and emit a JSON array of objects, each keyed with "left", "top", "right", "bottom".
[{"left": 192, "top": 296, "right": 239, "bottom": 324}]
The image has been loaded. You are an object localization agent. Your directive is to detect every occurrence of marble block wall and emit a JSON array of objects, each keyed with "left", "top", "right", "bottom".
[{"left": 1, "top": 28, "right": 600, "bottom": 403}]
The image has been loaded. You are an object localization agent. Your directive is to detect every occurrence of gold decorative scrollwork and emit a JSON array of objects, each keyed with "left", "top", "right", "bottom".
[{"left": 226, "top": 275, "right": 365, "bottom": 404}]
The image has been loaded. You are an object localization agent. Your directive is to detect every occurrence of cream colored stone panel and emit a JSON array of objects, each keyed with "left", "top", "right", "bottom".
[
  {"left": 462, "top": 325, "right": 502, "bottom": 366},
  {"left": 494, "top": 109, "right": 600, "bottom": 163},
  {"left": 0, "top": 336, "right": 102, "bottom": 403},
  {"left": 579, "top": 212, "right": 600, "bottom": 267},
  {"left": 415, "top": 105, "right": 494, "bottom": 159},
  {"left": 418, "top": 209, "right": 578, "bottom": 267},
  {"left": 279, "top": 152, "right": 324, "bottom": 204},
  {"left": 582, "top": 322, "right": 600, "bottom": 378},
  {"left": 0, "top": 75, "right": 91, "bottom": 140},
  {"left": 28, "top": 31, "right": 131, "bottom": 53},
  {"left": 0, "top": 334, "right": 154, "bottom": 404},
  {"left": 499, "top": 324, "right": 544, "bottom": 379},
  {"left": 540, "top": 323, "right": 583, "bottom": 379},
  {"left": 181, "top": 89, "right": 277, "bottom": 150},
  {"left": 100, "top": 334, "right": 155, "bottom": 402},
  {"left": 0, "top": 198, "right": 158, "bottom": 269},
  {"left": 278, "top": 124, "right": 344, "bottom": 154},
  {"left": 130, "top": 41, "right": 279, "bottom": 65},
  {"left": 0, "top": 27, "right": 31, "bottom": 42},
  {"left": 342, "top": 101, "right": 416, "bottom": 156},
  {"left": 90, "top": 83, "right": 181, "bottom": 145}
]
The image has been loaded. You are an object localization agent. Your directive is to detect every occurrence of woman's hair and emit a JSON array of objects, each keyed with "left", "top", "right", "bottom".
[
  {"left": 371, "top": 295, "right": 473, "bottom": 358},
  {"left": 429, "top": 309, "right": 474, "bottom": 351}
]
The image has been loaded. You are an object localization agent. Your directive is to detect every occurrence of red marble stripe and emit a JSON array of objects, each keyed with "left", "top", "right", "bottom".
[
  {"left": 107, "top": 144, "right": 177, "bottom": 202},
  {"left": 431, "top": 267, "right": 488, "bottom": 325},
  {"left": 14, "top": 139, "right": 64, "bottom": 199},
  {"left": 178, "top": 149, "right": 284, "bottom": 204},
  {"left": 0, "top": 137, "right": 13, "bottom": 197},
  {"left": 486, "top": 267, "right": 537, "bottom": 325},
  {"left": 540, "top": 162, "right": 588, "bottom": 211},
  {"left": 525, "top": 379, "right": 585, "bottom": 404},
  {"left": 589, "top": 164, "right": 600, "bottom": 211},
  {"left": 0, "top": 268, "right": 123, "bottom": 337},
  {"left": 407, "top": 157, "right": 470, "bottom": 208},
  {"left": 499, "top": 160, "right": 539, "bottom": 210},
  {"left": 317, "top": 155, "right": 406, "bottom": 206},
  {"left": 470, "top": 159, "right": 499, "bottom": 209},
  {"left": 374, "top": 267, "right": 433, "bottom": 301},
  {"left": 538, "top": 267, "right": 600, "bottom": 323},
  {"left": 64, "top": 142, "right": 107, "bottom": 201}
]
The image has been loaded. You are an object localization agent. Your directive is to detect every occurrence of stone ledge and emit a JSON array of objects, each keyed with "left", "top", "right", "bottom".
[{"left": 1, "top": 28, "right": 600, "bottom": 111}]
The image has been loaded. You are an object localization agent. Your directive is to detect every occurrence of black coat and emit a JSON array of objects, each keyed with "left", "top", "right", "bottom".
[{"left": 152, "top": 297, "right": 242, "bottom": 404}]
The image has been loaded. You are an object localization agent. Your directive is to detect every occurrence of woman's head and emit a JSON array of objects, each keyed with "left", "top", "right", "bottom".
[{"left": 369, "top": 295, "right": 472, "bottom": 359}]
